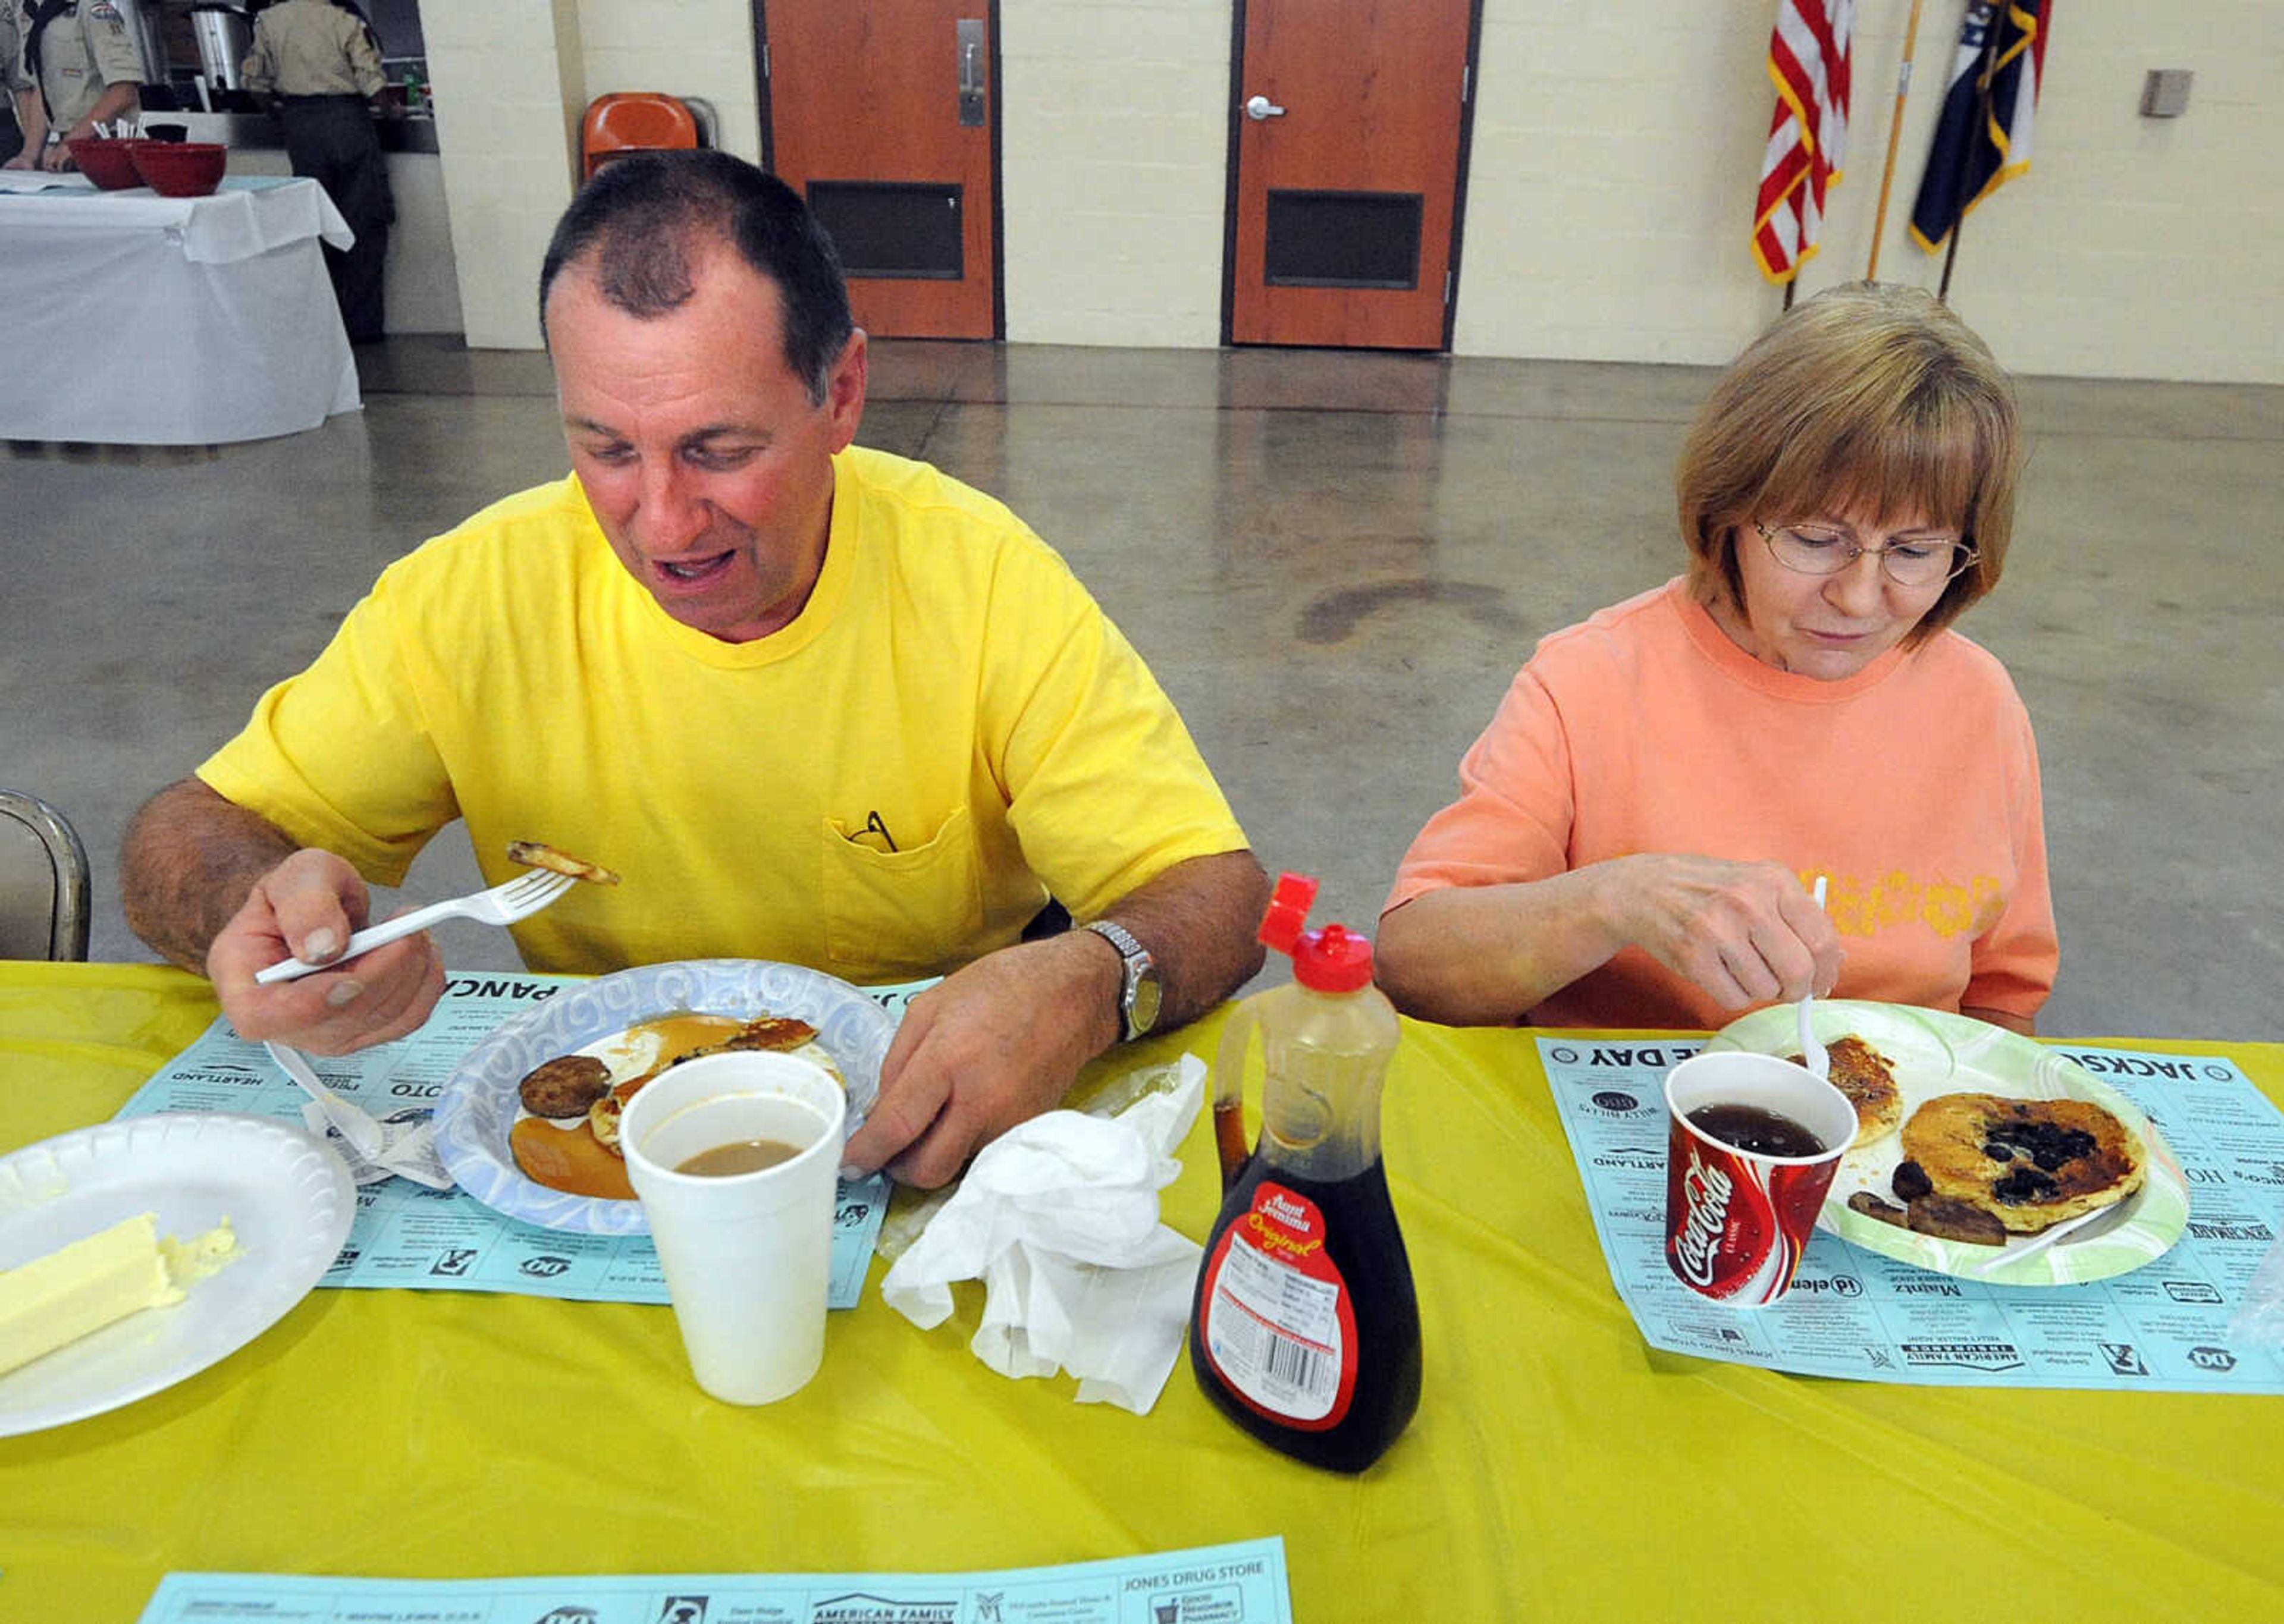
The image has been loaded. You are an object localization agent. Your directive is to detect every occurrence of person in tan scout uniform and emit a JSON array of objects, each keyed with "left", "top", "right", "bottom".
[
  {"left": 242, "top": 0, "right": 391, "bottom": 340},
  {"left": 1, "top": 8, "right": 26, "bottom": 166},
  {"left": 2, "top": 0, "right": 145, "bottom": 172}
]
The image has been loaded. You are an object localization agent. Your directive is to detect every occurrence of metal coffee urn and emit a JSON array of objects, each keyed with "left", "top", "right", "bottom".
[{"left": 189, "top": 4, "right": 254, "bottom": 92}]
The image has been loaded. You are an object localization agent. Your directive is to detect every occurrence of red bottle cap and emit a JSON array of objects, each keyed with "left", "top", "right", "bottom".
[
  {"left": 1256, "top": 871, "right": 1375, "bottom": 993},
  {"left": 1257, "top": 872, "right": 1319, "bottom": 954}
]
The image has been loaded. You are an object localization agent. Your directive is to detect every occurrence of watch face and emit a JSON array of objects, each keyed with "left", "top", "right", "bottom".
[{"left": 1129, "top": 971, "right": 1163, "bottom": 1038}]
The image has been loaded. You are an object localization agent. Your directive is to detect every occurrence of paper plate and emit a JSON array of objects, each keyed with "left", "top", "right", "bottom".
[
  {"left": 1706, "top": 1001, "right": 2190, "bottom": 1287},
  {"left": 0, "top": 1112, "right": 354, "bottom": 1436},
  {"left": 432, "top": 959, "right": 892, "bottom": 1236}
]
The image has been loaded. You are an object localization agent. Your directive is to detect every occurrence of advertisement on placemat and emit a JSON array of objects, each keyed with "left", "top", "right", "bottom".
[{"left": 134, "top": 1537, "right": 1295, "bottom": 1623}]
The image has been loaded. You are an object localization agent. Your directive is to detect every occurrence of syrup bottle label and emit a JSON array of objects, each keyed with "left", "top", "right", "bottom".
[{"left": 1198, "top": 1181, "right": 1358, "bottom": 1428}]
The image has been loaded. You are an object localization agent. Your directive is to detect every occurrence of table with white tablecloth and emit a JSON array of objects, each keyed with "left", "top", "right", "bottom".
[{"left": 0, "top": 174, "right": 363, "bottom": 445}]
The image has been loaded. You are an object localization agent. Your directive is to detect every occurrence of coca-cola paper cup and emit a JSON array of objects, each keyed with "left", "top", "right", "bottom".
[{"left": 1663, "top": 1051, "right": 1856, "bottom": 1306}]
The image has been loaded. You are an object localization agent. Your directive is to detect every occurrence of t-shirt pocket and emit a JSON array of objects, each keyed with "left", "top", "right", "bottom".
[{"left": 820, "top": 806, "right": 985, "bottom": 976}]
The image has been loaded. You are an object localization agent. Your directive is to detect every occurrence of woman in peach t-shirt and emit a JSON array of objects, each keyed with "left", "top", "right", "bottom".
[{"left": 1378, "top": 284, "right": 2056, "bottom": 1033}]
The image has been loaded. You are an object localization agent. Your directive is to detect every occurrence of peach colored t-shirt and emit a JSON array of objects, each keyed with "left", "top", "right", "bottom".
[{"left": 1384, "top": 578, "right": 2057, "bottom": 1029}]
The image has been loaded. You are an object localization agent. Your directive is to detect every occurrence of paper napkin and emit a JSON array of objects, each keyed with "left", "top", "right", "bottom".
[{"left": 880, "top": 1055, "right": 1207, "bottom": 1413}]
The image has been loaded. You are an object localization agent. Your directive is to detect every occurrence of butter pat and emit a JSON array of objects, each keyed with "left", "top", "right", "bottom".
[
  {"left": 0, "top": 1211, "right": 239, "bottom": 1377},
  {"left": 161, "top": 1217, "right": 243, "bottom": 1286}
]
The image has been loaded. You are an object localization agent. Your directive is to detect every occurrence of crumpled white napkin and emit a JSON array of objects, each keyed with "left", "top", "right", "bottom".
[{"left": 880, "top": 1055, "right": 1206, "bottom": 1413}]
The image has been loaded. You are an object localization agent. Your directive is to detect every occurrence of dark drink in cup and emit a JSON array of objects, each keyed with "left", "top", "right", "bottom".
[
  {"left": 1663, "top": 1051, "right": 1857, "bottom": 1306},
  {"left": 1685, "top": 1102, "right": 1826, "bottom": 1158}
]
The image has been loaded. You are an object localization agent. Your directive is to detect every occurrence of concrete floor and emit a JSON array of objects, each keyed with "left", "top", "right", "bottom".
[{"left": 5, "top": 338, "right": 2279, "bottom": 1041}]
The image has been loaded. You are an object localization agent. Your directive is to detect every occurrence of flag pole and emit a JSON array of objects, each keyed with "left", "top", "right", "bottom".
[
  {"left": 1865, "top": 0, "right": 1926, "bottom": 281},
  {"left": 1938, "top": 5, "right": 2004, "bottom": 303}
]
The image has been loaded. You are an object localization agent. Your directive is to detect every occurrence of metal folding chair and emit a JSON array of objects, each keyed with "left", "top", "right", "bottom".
[{"left": 0, "top": 791, "right": 92, "bottom": 960}]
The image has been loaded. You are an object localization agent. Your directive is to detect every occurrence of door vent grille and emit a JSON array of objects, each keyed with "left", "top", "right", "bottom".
[
  {"left": 1263, "top": 190, "right": 1423, "bottom": 290},
  {"left": 807, "top": 180, "right": 965, "bottom": 281}
]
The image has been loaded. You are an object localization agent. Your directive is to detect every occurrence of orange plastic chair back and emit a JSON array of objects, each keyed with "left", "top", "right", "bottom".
[{"left": 581, "top": 93, "right": 701, "bottom": 181}]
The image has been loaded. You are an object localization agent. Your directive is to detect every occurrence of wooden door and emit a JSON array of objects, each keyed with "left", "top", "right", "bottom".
[
  {"left": 1228, "top": 0, "right": 1478, "bottom": 350},
  {"left": 761, "top": 2, "right": 999, "bottom": 339}
]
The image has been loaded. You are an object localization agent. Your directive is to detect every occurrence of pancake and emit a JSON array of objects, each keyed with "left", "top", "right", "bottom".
[
  {"left": 1784, "top": 1034, "right": 1903, "bottom": 1149},
  {"left": 514, "top": 1012, "right": 842, "bottom": 1195},
  {"left": 506, "top": 840, "right": 620, "bottom": 885},
  {"left": 1899, "top": 1092, "right": 2145, "bottom": 1235},
  {"left": 589, "top": 1022, "right": 840, "bottom": 1157}
]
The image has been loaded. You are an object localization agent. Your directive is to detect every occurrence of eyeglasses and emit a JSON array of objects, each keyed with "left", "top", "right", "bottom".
[{"left": 1753, "top": 522, "right": 1979, "bottom": 589}]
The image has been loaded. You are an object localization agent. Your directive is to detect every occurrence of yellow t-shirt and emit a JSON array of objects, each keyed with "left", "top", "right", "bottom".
[{"left": 199, "top": 448, "right": 1250, "bottom": 982}]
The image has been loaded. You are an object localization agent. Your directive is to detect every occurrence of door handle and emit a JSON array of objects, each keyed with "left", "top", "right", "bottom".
[
  {"left": 1244, "top": 94, "right": 1287, "bottom": 121},
  {"left": 957, "top": 18, "right": 986, "bottom": 127}
]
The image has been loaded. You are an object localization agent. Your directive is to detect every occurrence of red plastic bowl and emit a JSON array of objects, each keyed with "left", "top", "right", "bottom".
[
  {"left": 66, "top": 137, "right": 149, "bottom": 190},
  {"left": 130, "top": 140, "right": 228, "bottom": 198}
]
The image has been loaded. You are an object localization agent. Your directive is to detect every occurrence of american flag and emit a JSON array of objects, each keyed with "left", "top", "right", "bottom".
[{"left": 1752, "top": 1, "right": 1856, "bottom": 284}]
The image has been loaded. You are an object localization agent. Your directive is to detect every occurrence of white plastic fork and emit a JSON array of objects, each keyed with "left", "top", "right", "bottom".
[
  {"left": 255, "top": 868, "right": 578, "bottom": 984},
  {"left": 1796, "top": 875, "right": 1831, "bottom": 1080},
  {"left": 1968, "top": 1205, "right": 2110, "bottom": 1277}
]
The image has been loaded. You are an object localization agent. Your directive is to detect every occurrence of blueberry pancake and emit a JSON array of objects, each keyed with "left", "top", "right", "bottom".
[{"left": 1899, "top": 1092, "right": 2145, "bottom": 1235}]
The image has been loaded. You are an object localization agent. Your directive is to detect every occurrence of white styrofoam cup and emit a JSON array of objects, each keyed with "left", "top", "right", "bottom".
[{"left": 619, "top": 1050, "right": 846, "bottom": 1405}]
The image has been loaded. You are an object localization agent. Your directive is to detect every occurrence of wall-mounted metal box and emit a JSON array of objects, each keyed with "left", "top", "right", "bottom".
[{"left": 2140, "top": 70, "right": 2194, "bottom": 119}]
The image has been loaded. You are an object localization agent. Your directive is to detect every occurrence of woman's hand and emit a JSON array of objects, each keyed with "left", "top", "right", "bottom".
[
  {"left": 1616, "top": 854, "right": 1841, "bottom": 1012},
  {"left": 1378, "top": 856, "right": 1843, "bottom": 1027}
]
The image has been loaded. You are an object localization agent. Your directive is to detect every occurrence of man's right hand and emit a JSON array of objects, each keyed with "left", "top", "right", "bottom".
[{"left": 203, "top": 848, "right": 447, "bottom": 1055}]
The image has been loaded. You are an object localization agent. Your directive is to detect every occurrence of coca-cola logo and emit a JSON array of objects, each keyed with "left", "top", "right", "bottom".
[{"left": 1672, "top": 1149, "right": 1733, "bottom": 1287}]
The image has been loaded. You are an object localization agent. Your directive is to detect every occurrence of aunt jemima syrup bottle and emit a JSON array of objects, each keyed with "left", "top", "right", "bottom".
[{"left": 1188, "top": 872, "right": 1421, "bottom": 1472}]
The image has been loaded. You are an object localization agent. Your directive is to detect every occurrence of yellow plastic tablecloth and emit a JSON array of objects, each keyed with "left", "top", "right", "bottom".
[{"left": 3, "top": 962, "right": 2281, "bottom": 1620}]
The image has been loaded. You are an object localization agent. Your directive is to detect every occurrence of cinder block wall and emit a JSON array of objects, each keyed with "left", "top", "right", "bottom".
[
  {"left": 428, "top": 1, "right": 2283, "bottom": 382},
  {"left": 421, "top": 0, "right": 579, "bottom": 348},
  {"left": 998, "top": 1, "right": 1231, "bottom": 348}
]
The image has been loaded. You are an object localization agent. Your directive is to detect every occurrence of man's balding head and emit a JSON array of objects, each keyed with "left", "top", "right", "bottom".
[{"left": 539, "top": 150, "right": 856, "bottom": 405}]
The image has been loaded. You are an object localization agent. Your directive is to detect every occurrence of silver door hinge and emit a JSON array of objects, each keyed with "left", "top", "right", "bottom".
[
  {"left": 1462, "top": 65, "right": 1470, "bottom": 103},
  {"left": 1444, "top": 271, "right": 1453, "bottom": 304}
]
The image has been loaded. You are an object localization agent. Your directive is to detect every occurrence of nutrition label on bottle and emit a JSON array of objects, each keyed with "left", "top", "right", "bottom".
[{"left": 1203, "top": 1186, "right": 1350, "bottom": 1420}]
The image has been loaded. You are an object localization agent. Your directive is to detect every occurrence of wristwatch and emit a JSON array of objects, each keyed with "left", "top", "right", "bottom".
[{"left": 1082, "top": 919, "right": 1162, "bottom": 1042}]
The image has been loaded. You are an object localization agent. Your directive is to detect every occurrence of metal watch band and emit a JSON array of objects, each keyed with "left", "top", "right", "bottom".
[{"left": 1082, "top": 918, "right": 1158, "bottom": 1042}]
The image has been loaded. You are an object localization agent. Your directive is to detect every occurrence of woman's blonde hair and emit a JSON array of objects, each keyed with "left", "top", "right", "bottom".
[{"left": 1676, "top": 281, "right": 2021, "bottom": 645}]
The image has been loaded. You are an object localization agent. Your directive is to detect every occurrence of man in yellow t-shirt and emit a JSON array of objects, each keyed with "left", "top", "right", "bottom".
[{"left": 121, "top": 151, "right": 1269, "bottom": 1189}]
